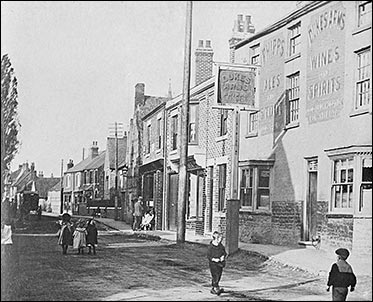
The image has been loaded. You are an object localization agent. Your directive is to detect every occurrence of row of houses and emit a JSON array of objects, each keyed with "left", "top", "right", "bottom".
[
  {"left": 119, "top": 1, "right": 371, "bottom": 257},
  {"left": 5, "top": 1, "right": 370, "bottom": 258}
]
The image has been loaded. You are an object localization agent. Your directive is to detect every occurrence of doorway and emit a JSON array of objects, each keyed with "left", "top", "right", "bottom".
[
  {"left": 167, "top": 173, "right": 178, "bottom": 231},
  {"left": 305, "top": 159, "right": 318, "bottom": 241}
]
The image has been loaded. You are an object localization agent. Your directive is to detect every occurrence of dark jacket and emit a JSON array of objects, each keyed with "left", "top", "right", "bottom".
[
  {"left": 86, "top": 223, "right": 98, "bottom": 245},
  {"left": 327, "top": 260, "right": 357, "bottom": 288},
  {"left": 207, "top": 241, "right": 227, "bottom": 264}
]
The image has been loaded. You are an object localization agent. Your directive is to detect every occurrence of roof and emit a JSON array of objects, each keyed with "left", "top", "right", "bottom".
[
  {"left": 35, "top": 177, "right": 61, "bottom": 198},
  {"left": 66, "top": 151, "right": 106, "bottom": 173},
  {"left": 49, "top": 181, "right": 62, "bottom": 192}
]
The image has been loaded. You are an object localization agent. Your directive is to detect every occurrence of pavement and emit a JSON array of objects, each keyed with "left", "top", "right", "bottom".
[{"left": 43, "top": 212, "right": 372, "bottom": 301}]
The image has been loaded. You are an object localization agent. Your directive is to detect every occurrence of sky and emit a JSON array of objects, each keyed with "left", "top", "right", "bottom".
[{"left": 1, "top": 1, "right": 296, "bottom": 177}]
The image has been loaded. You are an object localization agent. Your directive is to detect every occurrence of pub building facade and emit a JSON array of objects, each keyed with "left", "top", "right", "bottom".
[{"left": 229, "top": 1, "right": 371, "bottom": 256}]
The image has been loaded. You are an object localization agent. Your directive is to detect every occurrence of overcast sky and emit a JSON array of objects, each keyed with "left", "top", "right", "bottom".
[{"left": 1, "top": 1, "right": 296, "bottom": 177}]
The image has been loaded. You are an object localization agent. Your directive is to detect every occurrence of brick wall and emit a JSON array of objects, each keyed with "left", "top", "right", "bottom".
[
  {"left": 271, "top": 200, "right": 303, "bottom": 246},
  {"left": 352, "top": 218, "right": 372, "bottom": 257},
  {"left": 319, "top": 215, "right": 354, "bottom": 251},
  {"left": 239, "top": 212, "right": 272, "bottom": 244}
]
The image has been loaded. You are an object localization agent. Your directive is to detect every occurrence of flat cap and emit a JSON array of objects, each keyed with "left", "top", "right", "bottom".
[{"left": 335, "top": 248, "right": 350, "bottom": 260}]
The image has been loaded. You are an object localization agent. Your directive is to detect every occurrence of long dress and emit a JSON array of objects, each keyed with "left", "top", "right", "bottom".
[{"left": 73, "top": 227, "right": 87, "bottom": 249}]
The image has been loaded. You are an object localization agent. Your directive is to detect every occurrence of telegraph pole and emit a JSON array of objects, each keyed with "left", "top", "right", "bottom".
[
  {"left": 114, "top": 122, "right": 119, "bottom": 220},
  {"left": 60, "top": 159, "right": 64, "bottom": 214},
  {"left": 177, "top": 0, "right": 192, "bottom": 244}
]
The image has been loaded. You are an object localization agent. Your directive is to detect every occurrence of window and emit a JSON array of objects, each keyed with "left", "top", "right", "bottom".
[
  {"left": 288, "top": 22, "right": 301, "bottom": 56},
  {"left": 146, "top": 124, "right": 151, "bottom": 153},
  {"left": 360, "top": 157, "right": 372, "bottom": 213},
  {"left": 358, "top": 1, "right": 372, "bottom": 27},
  {"left": 65, "top": 174, "right": 71, "bottom": 188},
  {"left": 331, "top": 158, "right": 354, "bottom": 212},
  {"left": 247, "top": 112, "right": 258, "bottom": 135},
  {"left": 94, "top": 170, "right": 98, "bottom": 184},
  {"left": 355, "top": 48, "right": 371, "bottom": 110},
  {"left": 251, "top": 44, "right": 260, "bottom": 65},
  {"left": 157, "top": 117, "right": 162, "bottom": 149},
  {"left": 220, "top": 109, "right": 228, "bottom": 136},
  {"left": 75, "top": 173, "right": 80, "bottom": 188},
  {"left": 171, "top": 115, "right": 178, "bottom": 151},
  {"left": 218, "top": 164, "right": 227, "bottom": 211},
  {"left": 189, "top": 104, "right": 198, "bottom": 144},
  {"left": 240, "top": 166, "right": 271, "bottom": 210},
  {"left": 286, "top": 72, "right": 300, "bottom": 124}
]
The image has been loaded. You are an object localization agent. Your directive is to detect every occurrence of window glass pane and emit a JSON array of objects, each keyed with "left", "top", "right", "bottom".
[
  {"left": 341, "top": 170, "right": 346, "bottom": 183},
  {"left": 258, "top": 189, "right": 270, "bottom": 208},
  {"left": 334, "top": 185, "right": 341, "bottom": 208},
  {"left": 258, "top": 169, "right": 270, "bottom": 187}
]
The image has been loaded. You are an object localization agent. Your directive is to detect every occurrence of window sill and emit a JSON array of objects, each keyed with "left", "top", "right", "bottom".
[
  {"left": 352, "top": 24, "right": 371, "bottom": 36},
  {"left": 245, "top": 132, "right": 258, "bottom": 138},
  {"left": 285, "top": 52, "right": 301, "bottom": 63},
  {"left": 285, "top": 121, "right": 299, "bottom": 130},
  {"left": 215, "top": 135, "right": 228, "bottom": 142},
  {"left": 326, "top": 213, "right": 353, "bottom": 219},
  {"left": 169, "top": 149, "right": 177, "bottom": 156},
  {"left": 349, "top": 108, "right": 371, "bottom": 117},
  {"left": 239, "top": 208, "right": 272, "bottom": 216}
]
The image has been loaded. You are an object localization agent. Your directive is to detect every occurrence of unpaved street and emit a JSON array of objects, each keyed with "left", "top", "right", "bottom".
[{"left": 2, "top": 216, "right": 325, "bottom": 301}]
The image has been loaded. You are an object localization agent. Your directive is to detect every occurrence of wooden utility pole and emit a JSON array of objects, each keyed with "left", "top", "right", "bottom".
[
  {"left": 60, "top": 159, "right": 64, "bottom": 214},
  {"left": 177, "top": 0, "right": 192, "bottom": 243},
  {"left": 114, "top": 122, "right": 119, "bottom": 220}
]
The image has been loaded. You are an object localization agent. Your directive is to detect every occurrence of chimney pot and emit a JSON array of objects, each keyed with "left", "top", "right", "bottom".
[{"left": 205, "top": 40, "right": 211, "bottom": 48}]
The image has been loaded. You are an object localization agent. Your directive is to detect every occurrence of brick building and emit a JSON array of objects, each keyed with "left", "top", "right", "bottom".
[{"left": 229, "top": 1, "right": 371, "bottom": 256}]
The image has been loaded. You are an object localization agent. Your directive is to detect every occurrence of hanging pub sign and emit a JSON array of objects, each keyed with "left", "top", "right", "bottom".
[{"left": 215, "top": 63, "right": 257, "bottom": 107}]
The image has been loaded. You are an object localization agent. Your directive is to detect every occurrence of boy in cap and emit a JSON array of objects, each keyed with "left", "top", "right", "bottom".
[{"left": 327, "top": 248, "right": 357, "bottom": 301}]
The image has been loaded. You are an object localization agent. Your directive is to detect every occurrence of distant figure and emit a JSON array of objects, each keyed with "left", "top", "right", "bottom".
[
  {"left": 327, "top": 248, "right": 357, "bottom": 301},
  {"left": 37, "top": 205, "right": 42, "bottom": 220},
  {"left": 140, "top": 208, "right": 155, "bottom": 230},
  {"left": 207, "top": 231, "right": 227, "bottom": 295},
  {"left": 57, "top": 214, "right": 73, "bottom": 255},
  {"left": 1, "top": 217, "right": 14, "bottom": 245},
  {"left": 132, "top": 196, "right": 143, "bottom": 231},
  {"left": 86, "top": 218, "right": 98, "bottom": 255},
  {"left": 103, "top": 206, "right": 108, "bottom": 218},
  {"left": 96, "top": 207, "right": 101, "bottom": 218},
  {"left": 73, "top": 219, "right": 87, "bottom": 254}
]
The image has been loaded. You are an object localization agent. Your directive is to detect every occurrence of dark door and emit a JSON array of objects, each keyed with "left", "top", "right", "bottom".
[
  {"left": 168, "top": 173, "right": 178, "bottom": 231},
  {"left": 305, "top": 159, "right": 318, "bottom": 241},
  {"left": 208, "top": 167, "right": 213, "bottom": 233}
]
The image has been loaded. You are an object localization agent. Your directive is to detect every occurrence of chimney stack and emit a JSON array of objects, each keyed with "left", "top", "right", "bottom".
[
  {"left": 67, "top": 159, "right": 74, "bottom": 169},
  {"left": 90, "top": 141, "right": 99, "bottom": 159},
  {"left": 229, "top": 14, "right": 256, "bottom": 63},
  {"left": 195, "top": 39, "right": 214, "bottom": 86},
  {"left": 135, "top": 83, "right": 145, "bottom": 109}
]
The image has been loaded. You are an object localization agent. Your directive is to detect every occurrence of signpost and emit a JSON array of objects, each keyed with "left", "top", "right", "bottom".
[{"left": 213, "top": 62, "right": 259, "bottom": 254}]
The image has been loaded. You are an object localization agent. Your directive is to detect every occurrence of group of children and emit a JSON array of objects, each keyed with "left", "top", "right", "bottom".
[{"left": 57, "top": 214, "right": 98, "bottom": 255}]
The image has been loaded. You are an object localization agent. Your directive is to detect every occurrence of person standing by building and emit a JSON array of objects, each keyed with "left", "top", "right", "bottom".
[
  {"left": 132, "top": 196, "right": 143, "bottom": 231},
  {"left": 86, "top": 218, "right": 98, "bottom": 255},
  {"left": 206, "top": 231, "right": 227, "bottom": 295},
  {"left": 327, "top": 248, "right": 357, "bottom": 301}
]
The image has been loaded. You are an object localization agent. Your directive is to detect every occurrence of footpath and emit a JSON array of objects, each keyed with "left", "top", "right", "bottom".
[{"left": 45, "top": 212, "right": 372, "bottom": 301}]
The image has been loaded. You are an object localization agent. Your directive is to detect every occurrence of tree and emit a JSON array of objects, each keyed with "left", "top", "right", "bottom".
[{"left": 1, "top": 54, "right": 21, "bottom": 199}]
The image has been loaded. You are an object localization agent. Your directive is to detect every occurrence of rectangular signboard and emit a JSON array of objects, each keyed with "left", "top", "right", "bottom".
[{"left": 215, "top": 63, "right": 256, "bottom": 107}]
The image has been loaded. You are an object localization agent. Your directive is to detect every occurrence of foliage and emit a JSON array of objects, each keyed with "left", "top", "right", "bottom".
[{"left": 1, "top": 54, "right": 21, "bottom": 187}]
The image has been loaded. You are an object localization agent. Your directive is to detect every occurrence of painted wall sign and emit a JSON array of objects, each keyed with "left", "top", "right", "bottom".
[
  {"left": 306, "top": 2, "right": 346, "bottom": 124},
  {"left": 217, "top": 67, "right": 256, "bottom": 106},
  {"left": 259, "top": 32, "right": 285, "bottom": 135}
]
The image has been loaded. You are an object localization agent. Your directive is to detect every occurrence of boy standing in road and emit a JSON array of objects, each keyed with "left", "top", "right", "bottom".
[
  {"left": 327, "top": 248, "right": 357, "bottom": 301},
  {"left": 207, "top": 231, "right": 227, "bottom": 295}
]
